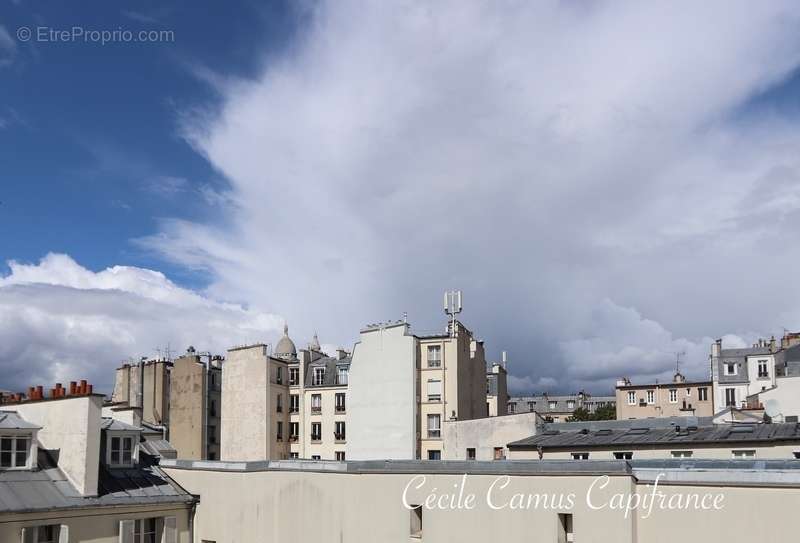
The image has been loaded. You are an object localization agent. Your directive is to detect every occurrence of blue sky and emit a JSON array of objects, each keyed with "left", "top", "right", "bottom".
[
  {"left": 0, "top": 0, "right": 301, "bottom": 286},
  {"left": 2, "top": 2, "right": 800, "bottom": 394}
]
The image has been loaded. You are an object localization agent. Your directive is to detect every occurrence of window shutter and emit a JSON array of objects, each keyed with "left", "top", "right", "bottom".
[
  {"left": 427, "top": 380, "right": 442, "bottom": 396},
  {"left": 59, "top": 525, "right": 69, "bottom": 543},
  {"left": 20, "top": 527, "right": 34, "bottom": 543},
  {"left": 119, "top": 520, "right": 135, "bottom": 543},
  {"left": 161, "top": 516, "right": 177, "bottom": 543}
]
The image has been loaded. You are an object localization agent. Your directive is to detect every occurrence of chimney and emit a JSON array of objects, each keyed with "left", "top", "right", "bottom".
[
  {"left": 711, "top": 339, "right": 722, "bottom": 358},
  {"left": 70, "top": 381, "right": 77, "bottom": 395}
]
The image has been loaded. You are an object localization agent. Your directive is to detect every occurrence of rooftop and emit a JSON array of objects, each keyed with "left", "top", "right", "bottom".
[
  {"left": 507, "top": 422, "right": 800, "bottom": 450},
  {"left": 0, "top": 449, "right": 194, "bottom": 513},
  {"left": 161, "top": 458, "right": 800, "bottom": 487},
  {"left": 0, "top": 411, "right": 41, "bottom": 430}
]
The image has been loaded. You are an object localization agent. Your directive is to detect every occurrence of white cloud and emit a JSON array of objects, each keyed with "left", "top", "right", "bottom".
[
  {"left": 0, "top": 254, "right": 283, "bottom": 392},
  {"left": 139, "top": 1, "right": 800, "bottom": 392}
]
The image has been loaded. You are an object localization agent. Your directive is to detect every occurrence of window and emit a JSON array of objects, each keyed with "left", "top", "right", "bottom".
[
  {"left": 276, "top": 421, "right": 283, "bottom": 441},
  {"left": 289, "top": 452, "right": 299, "bottom": 459},
  {"left": 289, "top": 394, "right": 299, "bottom": 413},
  {"left": 613, "top": 451, "right": 633, "bottom": 460},
  {"left": 311, "top": 422, "right": 322, "bottom": 442},
  {"left": 725, "top": 388, "right": 736, "bottom": 407},
  {"left": 508, "top": 402, "right": 516, "bottom": 414},
  {"left": 208, "top": 426, "right": 217, "bottom": 444},
  {"left": 571, "top": 452, "right": 589, "bottom": 460},
  {"left": 311, "top": 455, "right": 321, "bottom": 460},
  {"left": 108, "top": 435, "right": 134, "bottom": 467},
  {"left": 209, "top": 399, "right": 217, "bottom": 417},
  {"left": 528, "top": 401, "right": 536, "bottom": 411},
  {"left": 427, "top": 345, "right": 441, "bottom": 367},
  {"left": 275, "top": 366, "right": 283, "bottom": 385},
  {"left": 427, "top": 414, "right": 441, "bottom": 438},
  {"left": 698, "top": 387, "right": 708, "bottom": 401},
  {"left": 313, "top": 367, "right": 325, "bottom": 386},
  {"left": 558, "top": 513, "right": 574, "bottom": 543},
  {"left": 30, "top": 525, "right": 59, "bottom": 543},
  {"left": 627, "top": 391, "right": 636, "bottom": 405},
  {"left": 548, "top": 401, "right": 557, "bottom": 409},
  {"left": 732, "top": 449, "right": 756, "bottom": 459},
  {"left": 335, "top": 392, "right": 346, "bottom": 412},
  {"left": 335, "top": 451, "right": 346, "bottom": 461},
  {"left": 566, "top": 400, "right": 575, "bottom": 409},
  {"left": 337, "top": 367, "right": 348, "bottom": 385},
  {"left": 671, "top": 450, "right": 693, "bottom": 458},
  {"left": 466, "top": 448, "right": 476, "bottom": 460},
  {"left": 646, "top": 390, "right": 654, "bottom": 404},
  {"left": 725, "top": 362, "right": 737, "bottom": 376},
  {"left": 0, "top": 435, "right": 29, "bottom": 469},
  {"left": 427, "top": 450, "right": 441, "bottom": 460},
  {"left": 758, "top": 360, "right": 769, "bottom": 378},
  {"left": 208, "top": 452, "right": 216, "bottom": 460},
  {"left": 427, "top": 379, "right": 442, "bottom": 402},
  {"left": 289, "top": 367, "right": 299, "bottom": 386},
  {"left": 494, "top": 447, "right": 506, "bottom": 460},
  {"left": 289, "top": 422, "right": 299, "bottom": 441},
  {"left": 311, "top": 394, "right": 322, "bottom": 413},
  {"left": 276, "top": 394, "right": 283, "bottom": 413},
  {"left": 668, "top": 389, "right": 677, "bottom": 403},
  {"left": 335, "top": 421, "right": 346, "bottom": 441},
  {"left": 136, "top": 518, "right": 157, "bottom": 543},
  {"left": 409, "top": 504, "right": 423, "bottom": 538}
]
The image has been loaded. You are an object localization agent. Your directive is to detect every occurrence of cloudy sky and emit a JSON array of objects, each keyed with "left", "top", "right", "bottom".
[{"left": 2, "top": 1, "right": 800, "bottom": 394}]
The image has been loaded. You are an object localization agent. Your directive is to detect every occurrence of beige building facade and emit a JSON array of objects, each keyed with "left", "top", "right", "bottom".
[
  {"left": 162, "top": 458, "right": 800, "bottom": 543},
  {"left": 615, "top": 373, "right": 714, "bottom": 419},
  {"left": 220, "top": 343, "right": 290, "bottom": 461},
  {"left": 111, "top": 359, "right": 171, "bottom": 427},
  {"left": 169, "top": 352, "right": 222, "bottom": 460},
  {"left": 486, "top": 360, "right": 508, "bottom": 417}
]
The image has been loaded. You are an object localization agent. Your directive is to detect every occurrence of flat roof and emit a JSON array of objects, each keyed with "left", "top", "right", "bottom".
[{"left": 160, "top": 458, "right": 800, "bottom": 488}]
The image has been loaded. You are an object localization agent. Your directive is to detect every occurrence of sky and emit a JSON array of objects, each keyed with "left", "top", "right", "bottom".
[{"left": 2, "top": 1, "right": 800, "bottom": 395}]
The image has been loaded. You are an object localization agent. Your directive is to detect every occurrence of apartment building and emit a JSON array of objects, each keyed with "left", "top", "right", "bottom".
[
  {"left": 486, "top": 358, "right": 508, "bottom": 417},
  {"left": 111, "top": 358, "right": 170, "bottom": 427},
  {"left": 168, "top": 349, "right": 222, "bottom": 460},
  {"left": 615, "top": 372, "right": 714, "bottom": 419},
  {"left": 276, "top": 326, "right": 351, "bottom": 461},
  {"left": 507, "top": 391, "right": 615, "bottom": 422},
  {"left": 220, "top": 342, "right": 290, "bottom": 461},
  {"left": 507, "top": 417, "right": 800, "bottom": 460},
  {"left": 0, "top": 383, "right": 194, "bottom": 542},
  {"left": 711, "top": 337, "right": 779, "bottom": 412},
  {"left": 348, "top": 317, "right": 489, "bottom": 460}
]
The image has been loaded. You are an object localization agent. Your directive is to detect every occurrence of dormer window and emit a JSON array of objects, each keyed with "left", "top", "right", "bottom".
[
  {"left": 0, "top": 434, "right": 32, "bottom": 469},
  {"left": 107, "top": 434, "right": 137, "bottom": 468},
  {"left": 313, "top": 367, "right": 325, "bottom": 386}
]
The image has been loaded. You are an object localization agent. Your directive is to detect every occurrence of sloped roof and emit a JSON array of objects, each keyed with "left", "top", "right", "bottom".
[
  {"left": 0, "top": 411, "right": 41, "bottom": 430},
  {"left": 101, "top": 417, "right": 142, "bottom": 432},
  {"left": 0, "top": 449, "right": 194, "bottom": 513},
  {"left": 508, "top": 422, "right": 800, "bottom": 450}
]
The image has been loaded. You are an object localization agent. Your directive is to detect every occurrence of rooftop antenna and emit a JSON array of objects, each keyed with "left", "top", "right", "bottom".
[
  {"left": 443, "top": 290, "right": 463, "bottom": 338},
  {"left": 674, "top": 350, "right": 686, "bottom": 375}
]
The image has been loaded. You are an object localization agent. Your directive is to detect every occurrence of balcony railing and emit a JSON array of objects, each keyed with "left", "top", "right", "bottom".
[
  {"left": 335, "top": 406, "right": 346, "bottom": 413},
  {"left": 427, "top": 430, "right": 441, "bottom": 439},
  {"left": 289, "top": 435, "right": 298, "bottom": 442},
  {"left": 289, "top": 407, "right": 299, "bottom": 413},
  {"left": 311, "top": 406, "right": 322, "bottom": 413}
]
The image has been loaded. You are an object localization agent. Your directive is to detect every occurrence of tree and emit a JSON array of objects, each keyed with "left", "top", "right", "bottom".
[{"left": 566, "top": 404, "right": 616, "bottom": 422}]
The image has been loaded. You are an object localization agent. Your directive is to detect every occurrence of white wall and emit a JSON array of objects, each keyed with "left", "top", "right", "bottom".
[
  {"left": 221, "top": 345, "right": 271, "bottom": 461},
  {"left": 15, "top": 395, "right": 102, "bottom": 496},
  {"left": 443, "top": 412, "right": 542, "bottom": 460},
  {"left": 347, "top": 323, "right": 418, "bottom": 460},
  {"left": 759, "top": 376, "right": 800, "bottom": 421}
]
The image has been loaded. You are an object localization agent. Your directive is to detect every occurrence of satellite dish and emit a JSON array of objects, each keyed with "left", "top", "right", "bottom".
[{"left": 764, "top": 399, "right": 782, "bottom": 419}]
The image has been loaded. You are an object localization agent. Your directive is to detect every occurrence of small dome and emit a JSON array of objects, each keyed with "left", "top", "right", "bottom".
[
  {"left": 309, "top": 332, "right": 321, "bottom": 352},
  {"left": 274, "top": 323, "right": 297, "bottom": 360}
]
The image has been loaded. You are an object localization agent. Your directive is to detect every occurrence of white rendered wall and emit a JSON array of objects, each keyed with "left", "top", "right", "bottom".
[
  {"left": 347, "top": 323, "right": 417, "bottom": 460},
  {"left": 15, "top": 395, "right": 102, "bottom": 496},
  {"left": 443, "top": 411, "right": 543, "bottom": 460},
  {"left": 221, "top": 345, "right": 270, "bottom": 461}
]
